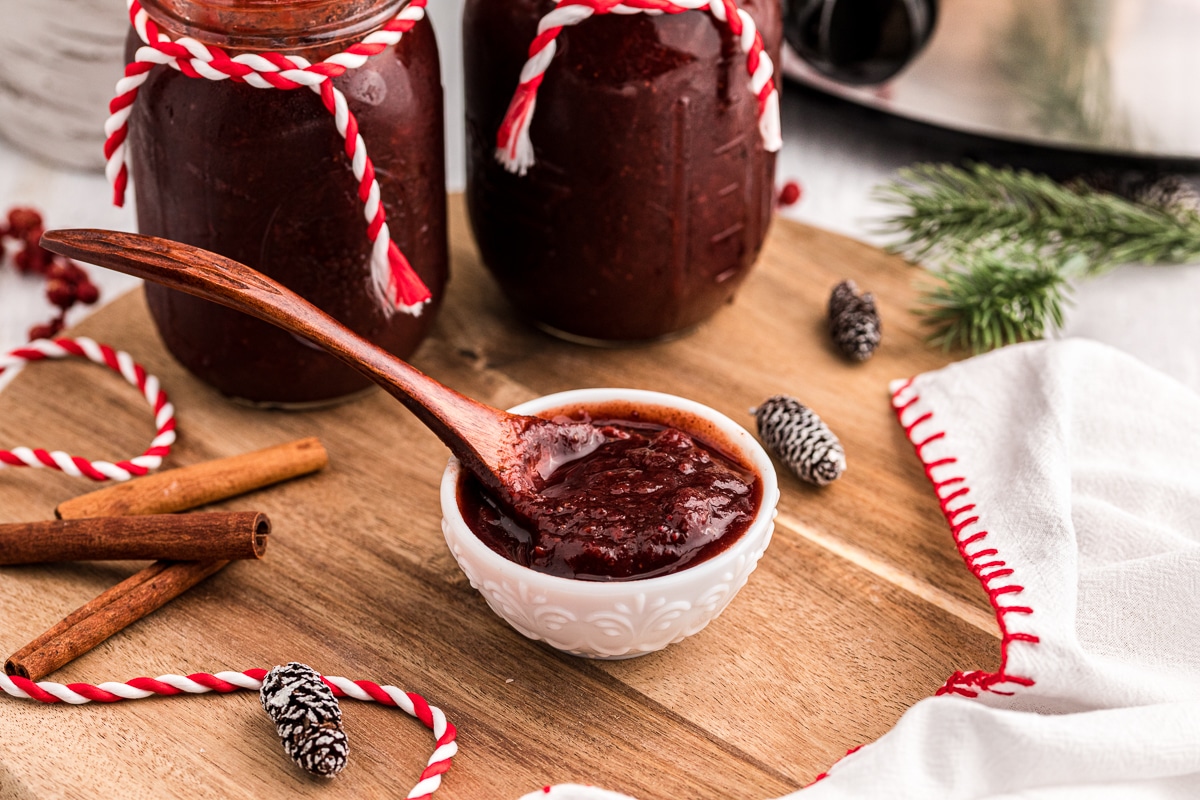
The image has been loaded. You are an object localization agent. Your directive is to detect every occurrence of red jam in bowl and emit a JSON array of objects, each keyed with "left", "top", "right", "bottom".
[{"left": 457, "top": 403, "right": 762, "bottom": 581}]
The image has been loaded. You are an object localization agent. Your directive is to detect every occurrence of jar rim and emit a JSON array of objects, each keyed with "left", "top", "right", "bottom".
[{"left": 136, "top": 0, "right": 407, "bottom": 53}]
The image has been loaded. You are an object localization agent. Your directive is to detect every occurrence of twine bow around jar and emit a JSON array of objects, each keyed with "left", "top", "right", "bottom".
[
  {"left": 103, "top": 0, "right": 433, "bottom": 315},
  {"left": 496, "top": 0, "right": 783, "bottom": 176}
]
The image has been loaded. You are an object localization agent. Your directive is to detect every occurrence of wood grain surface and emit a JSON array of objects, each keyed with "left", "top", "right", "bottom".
[{"left": 0, "top": 196, "right": 995, "bottom": 799}]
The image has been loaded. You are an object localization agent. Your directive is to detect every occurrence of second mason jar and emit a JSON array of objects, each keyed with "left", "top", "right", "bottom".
[
  {"left": 464, "top": 0, "right": 781, "bottom": 345},
  {"left": 126, "top": 0, "right": 447, "bottom": 405}
]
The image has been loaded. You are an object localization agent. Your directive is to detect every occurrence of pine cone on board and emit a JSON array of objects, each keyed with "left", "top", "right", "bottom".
[
  {"left": 754, "top": 395, "right": 846, "bottom": 486},
  {"left": 260, "top": 662, "right": 349, "bottom": 777},
  {"left": 828, "top": 280, "right": 881, "bottom": 362}
]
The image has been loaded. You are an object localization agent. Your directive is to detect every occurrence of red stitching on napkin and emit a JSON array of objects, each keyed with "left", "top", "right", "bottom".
[
  {"left": 801, "top": 376, "right": 1044, "bottom": 788},
  {"left": 807, "top": 744, "right": 865, "bottom": 787},
  {"left": 889, "top": 377, "right": 1040, "bottom": 699}
]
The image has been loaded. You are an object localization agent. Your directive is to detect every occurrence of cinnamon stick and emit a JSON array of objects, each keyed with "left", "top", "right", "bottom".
[
  {"left": 0, "top": 512, "right": 269, "bottom": 565},
  {"left": 5, "top": 559, "right": 230, "bottom": 681},
  {"left": 56, "top": 437, "right": 328, "bottom": 520},
  {"left": 11, "top": 441, "right": 319, "bottom": 680}
]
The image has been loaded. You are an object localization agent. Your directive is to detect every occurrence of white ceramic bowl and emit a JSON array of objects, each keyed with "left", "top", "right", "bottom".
[{"left": 440, "top": 388, "right": 780, "bottom": 659}]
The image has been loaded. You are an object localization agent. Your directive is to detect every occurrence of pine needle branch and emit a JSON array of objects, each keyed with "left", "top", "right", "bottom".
[
  {"left": 876, "top": 162, "right": 1200, "bottom": 352},
  {"left": 877, "top": 162, "right": 1200, "bottom": 274},
  {"left": 915, "top": 253, "right": 1074, "bottom": 354}
]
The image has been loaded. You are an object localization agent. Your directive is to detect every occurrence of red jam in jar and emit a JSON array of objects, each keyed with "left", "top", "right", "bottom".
[
  {"left": 464, "top": 0, "right": 782, "bottom": 344},
  {"left": 126, "top": 0, "right": 447, "bottom": 405},
  {"left": 457, "top": 404, "right": 762, "bottom": 581}
]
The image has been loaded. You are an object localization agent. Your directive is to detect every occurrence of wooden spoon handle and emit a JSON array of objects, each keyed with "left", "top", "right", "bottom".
[{"left": 39, "top": 229, "right": 517, "bottom": 475}]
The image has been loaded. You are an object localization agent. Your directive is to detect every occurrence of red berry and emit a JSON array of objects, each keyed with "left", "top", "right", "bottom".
[
  {"left": 45, "top": 259, "right": 84, "bottom": 284},
  {"left": 777, "top": 180, "right": 802, "bottom": 207},
  {"left": 7, "top": 207, "right": 43, "bottom": 239},
  {"left": 14, "top": 245, "right": 50, "bottom": 275},
  {"left": 63, "top": 260, "right": 89, "bottom": 283},
  {"left": 45, "top": 261, "right": 69, "bottom": 281},
  {"left": 46, "top": 278, "right": 77, "bottom": 309},
  {"left": 22, "top": 225, "right": 45, "bottom": 246},
  {"left": 75, "top": 280, "right": 100, "bottom": 305},
  {"left": 28, "top": 318, "right": 63, "bottom": 341}
]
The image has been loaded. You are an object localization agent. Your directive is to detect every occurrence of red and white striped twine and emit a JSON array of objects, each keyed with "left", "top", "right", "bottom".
[
  {"left": 0, "top": 337, "right": 175, "bottom": 482},
  {"left": 497, "top": 0, "right": 782, "bottom": 175},
  {"left": 0, "top": 668, "right": 457, "bottom": 797},
  {"left": 104, "top": 0, "right": 432, "bottom": 316}
]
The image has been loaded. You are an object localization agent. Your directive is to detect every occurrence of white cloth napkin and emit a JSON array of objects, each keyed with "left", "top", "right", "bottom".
[{"left": 522, "top": 339, "right": 1200, "bottom": 800}]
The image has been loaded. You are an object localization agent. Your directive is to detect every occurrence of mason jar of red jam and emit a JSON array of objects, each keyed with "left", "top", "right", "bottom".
[
  {"left": 125, "top": 0, "right": 446, "bottom": 406},
  {"left": 464, "top": 0, "right": 781, "bottom": 344}
]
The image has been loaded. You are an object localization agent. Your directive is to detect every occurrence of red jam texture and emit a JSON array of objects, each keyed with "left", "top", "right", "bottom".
[
  {"left": 464, "top": 0, "right": 782, "bottom": 343},
  {"left": 458, "top": 404, "right": 761, "bottom": 581}
]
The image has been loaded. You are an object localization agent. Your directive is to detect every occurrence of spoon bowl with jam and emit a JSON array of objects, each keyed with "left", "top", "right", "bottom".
[{"left": 442, "top": 388, "right": 780, "bottom": 659}]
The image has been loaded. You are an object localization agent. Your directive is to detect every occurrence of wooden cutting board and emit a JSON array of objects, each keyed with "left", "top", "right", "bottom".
[{"left": 0, "top": 196, "right": 995, "bottom": 799}]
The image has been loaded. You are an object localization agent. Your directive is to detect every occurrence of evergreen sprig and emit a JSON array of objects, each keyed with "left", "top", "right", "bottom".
[
  {"left": 916, "top": 253, "right": 1075, "bottom": 353},
  {"left": 877, "top": 163, "right": 1200, "bottom": 353}
]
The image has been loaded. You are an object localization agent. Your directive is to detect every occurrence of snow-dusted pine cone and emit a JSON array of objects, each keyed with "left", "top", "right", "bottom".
[
  {"left": 828, "top": 280, "right": 881, "bottom": 362},
  {"left": 1134, "top": 175, "right": 1200, "bottom": 215},
  {"left": 1078, "top": 170, "right": 1200, "bottom": 215},
  {"left": 260, "top": 663, "right": 348, "bottom": 777},
  {"left": 754, "top": 395, "right": 845, "bottom": 486}
]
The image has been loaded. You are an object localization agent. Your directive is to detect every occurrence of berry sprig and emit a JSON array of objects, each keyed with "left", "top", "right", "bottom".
[{"left": 1, "top": 206, "right": 101, "bottom": 341}]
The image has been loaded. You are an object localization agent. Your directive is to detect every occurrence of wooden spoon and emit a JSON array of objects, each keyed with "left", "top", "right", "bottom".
[{"left": 39, "top": 229, "right": 603, "bottom": 506}]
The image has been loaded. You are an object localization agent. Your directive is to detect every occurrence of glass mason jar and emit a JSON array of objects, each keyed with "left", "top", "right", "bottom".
[
  {"left": 126, "top": 0, "right": 447, "bottom": 406},
  {"left": 464, "top": 0, "right": 781, "bottom": 345}
]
